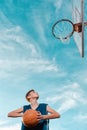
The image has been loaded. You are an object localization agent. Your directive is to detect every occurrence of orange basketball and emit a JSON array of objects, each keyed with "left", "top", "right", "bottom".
[{"left": 23, "top": 109, "right": 39, "bottom": 128}]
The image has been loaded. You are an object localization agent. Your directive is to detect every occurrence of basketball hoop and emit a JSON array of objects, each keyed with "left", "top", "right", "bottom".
[{"left": 52, "top": 19, "right": 87, "bottom": 41}]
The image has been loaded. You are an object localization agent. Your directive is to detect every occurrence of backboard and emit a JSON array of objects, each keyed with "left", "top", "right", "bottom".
[{"left": 72, "top": 0, "right": 84, "bottom": 57}]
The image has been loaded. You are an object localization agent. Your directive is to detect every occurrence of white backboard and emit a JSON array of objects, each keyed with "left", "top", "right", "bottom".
[{"left": 72, "top": 0, "right": 84, "bottom": 57}]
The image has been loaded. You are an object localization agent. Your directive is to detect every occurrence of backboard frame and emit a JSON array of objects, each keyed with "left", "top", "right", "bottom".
[{"left": 72, "top": 0, "right": 84, "bottom": 57}]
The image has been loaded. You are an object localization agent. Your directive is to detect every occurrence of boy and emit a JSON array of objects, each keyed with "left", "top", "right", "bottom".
[{"left": 8, "top": 89, "right": 60, "bottom": 130}]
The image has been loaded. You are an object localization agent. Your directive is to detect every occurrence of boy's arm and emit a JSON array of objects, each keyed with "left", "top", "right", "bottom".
[
  {"left": 43, "top": 105, "right": 60, "bottom": 120},
  {"left": 8, "top": 107, "right": 23, "bottom": 118}
]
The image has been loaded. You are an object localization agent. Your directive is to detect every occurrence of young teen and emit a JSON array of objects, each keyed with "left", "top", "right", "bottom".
[{"left": 8, "top": 89, "right": 60, "bottom": 130}]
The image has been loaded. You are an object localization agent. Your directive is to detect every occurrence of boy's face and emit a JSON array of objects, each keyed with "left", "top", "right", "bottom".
[{"left": 27, "top": 90, "right": 39, "bottom": 101}]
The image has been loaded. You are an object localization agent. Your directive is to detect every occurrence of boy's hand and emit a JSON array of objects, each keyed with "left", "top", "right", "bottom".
[{"left": 36, "top": 111, "right": 43, "bottom": 121}]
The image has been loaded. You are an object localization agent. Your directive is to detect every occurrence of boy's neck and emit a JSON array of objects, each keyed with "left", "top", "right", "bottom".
[{"left": 30, "top": 100, "right": 39, "bottom": 110}]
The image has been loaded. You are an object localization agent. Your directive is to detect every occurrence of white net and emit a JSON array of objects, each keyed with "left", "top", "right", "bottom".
[{"left": 60, "top": 37, "right": 70, "bottom": 44}]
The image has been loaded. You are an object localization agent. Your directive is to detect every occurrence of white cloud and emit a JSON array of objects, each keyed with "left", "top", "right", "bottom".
[
  {"left": 77, "top": 114, "right": 87, "bottom": 120},
  {"left": 54, "top": 0, "right": 63, "bottom": 12},
  {"left": 84, "top": 77, "right": 87, "bottom": 83},
  {"left": 0, "top": 59, "right": 58, "bottom": 71},
  {"left": 0, "top": 120, "right": 8, "bottom": 126},
  {"left": 0, "top": 25, "right": 39, "bottom": 57},
  {"left": 58, "top": 99, "right": 76, "bottom": 114},
  {"left": 0, "top": 12, "right": 60, "bottom": 79},
  {"left": 32, "top": 12, "right": 48, "bottom": 45},
  {"left": 72, "top": 70, "right": 87, "bottom": 83},
  {"left": 74, "top": 113, "right": 87, "bottom": 124},
  {"left": 46, "top": 95, "right": 63, "bottom": 104},
  {"left": 0, "top": 11, "right": 42, "bottom": 58},
  {"left": 0, "top": 58, "right": 59, "bottom": 79},
  {"left": 0, "top": 10, "right": 68, "bottom": 82},
  {"left": 0, "top": 123, "right": 20, "bottom": 130},
  {"left": 46, "top": 82, "right": 87, "bottom": 114},
  {"left": 47, "top": 0, "right": 63, "bottom": 11},
  {"left": 0, "top": 11, "right": 61, "bottom": 80}
]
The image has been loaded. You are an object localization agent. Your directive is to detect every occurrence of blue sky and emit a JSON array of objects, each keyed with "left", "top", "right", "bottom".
[{"left": 0, "top": 0, "right": 87, "bottom": 130}]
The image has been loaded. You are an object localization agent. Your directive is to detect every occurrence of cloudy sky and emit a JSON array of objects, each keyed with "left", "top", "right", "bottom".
[{"left": 0, "top": 0, "right": 87, "bottom": 130}]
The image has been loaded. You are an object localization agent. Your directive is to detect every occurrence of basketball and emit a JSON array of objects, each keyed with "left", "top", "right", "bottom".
[{"left": 22, "top": 109, "right": 39, "bottom": 128}]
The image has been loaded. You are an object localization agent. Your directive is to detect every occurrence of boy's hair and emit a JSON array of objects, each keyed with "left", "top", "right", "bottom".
[{"left": 25, "top": 89, "right": 35, "bottom": 101}]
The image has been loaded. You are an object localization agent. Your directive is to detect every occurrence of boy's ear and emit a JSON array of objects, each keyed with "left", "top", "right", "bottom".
[{"left": 27, "top": 95, "right": 31, "bottom": 100}]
